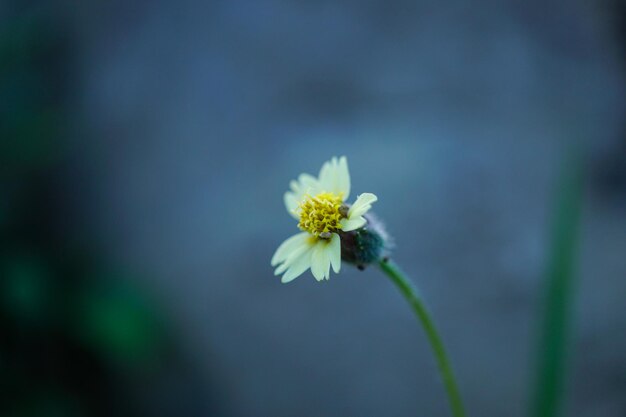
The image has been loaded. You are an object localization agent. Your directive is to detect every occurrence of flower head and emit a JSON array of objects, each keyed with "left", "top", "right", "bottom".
[{"left": 272, "top": 156, "right": 380, "bottom": 283}]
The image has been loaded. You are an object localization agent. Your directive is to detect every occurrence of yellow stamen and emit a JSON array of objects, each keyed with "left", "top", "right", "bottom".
[{"left": 298, "top": 192, "right": 344, "bottom": 237}]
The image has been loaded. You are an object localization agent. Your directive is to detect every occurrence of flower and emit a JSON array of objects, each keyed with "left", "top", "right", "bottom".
[{"left": 272, "top": 156, "right": 378, "bottom": 283}]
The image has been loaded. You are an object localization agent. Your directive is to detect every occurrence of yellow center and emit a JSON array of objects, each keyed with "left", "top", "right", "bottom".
[{"left": 298, "top": 192, "right": 344, "bottom": 237}]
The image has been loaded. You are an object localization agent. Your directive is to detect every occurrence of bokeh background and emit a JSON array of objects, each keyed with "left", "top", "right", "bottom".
[{"left": 2, "top": 1, "right": 626, "bottom": 416}]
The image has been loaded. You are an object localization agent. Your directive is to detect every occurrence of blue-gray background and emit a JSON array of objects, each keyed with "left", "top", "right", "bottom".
[{"left": 3, "top": 1, "right": 626, "bottom": 416}]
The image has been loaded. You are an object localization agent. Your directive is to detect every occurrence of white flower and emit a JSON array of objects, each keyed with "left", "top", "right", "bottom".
[{"left": 272, "top": 156, "right": 378, "bottom": 283}]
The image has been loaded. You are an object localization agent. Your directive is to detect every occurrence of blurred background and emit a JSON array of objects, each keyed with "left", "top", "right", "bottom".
[{"left": 1, "top": 1, "right": 625, "bottom": 416}]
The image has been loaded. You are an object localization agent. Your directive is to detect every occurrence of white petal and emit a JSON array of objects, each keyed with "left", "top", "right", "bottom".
[
  {"left": 271, "top": 232, "right": 310, "bottom": 266},
  {"left": 341, "top": 216, "right": 366, "bottom": 232},
  {"left": 281, "top": 246, "right": 314, "bottom": 283},
  {"left": 348, "top": 193, "right": 377, "bottom": 219},
  {"left": 283, "top": 173, "right": 321, "bottom": 217},
  {"left": 336, "top": 156, "right": 350, "bottom": 200},
  {"left": 323, "top": 251, "right": 331, "bottom": 279},
  {"left": 297, "top": 173, "right": 321, "bottom": 197},
  {"left": 276, "top": 238, "right": 315, "bottom": 274},
  {"left": 274, "top": 262, "right": 289, "bottom": 275},
  {"left": 310, "top": 240, "right": 331, "bottom": 282},
  {"left": 318, "top": 158, "right": 333, "bottom": 190},
  {"left": 329, "top": 233, "right": 341, "bottom": 274},
  {"left": 317, "top": 156, "right": 350, "bottom": 198},
  {"left": 298, "top": 173, "right": 318, "bottom": 189},
  {"left": 283, "top": 192, "right": 300, "bottom": 218}
]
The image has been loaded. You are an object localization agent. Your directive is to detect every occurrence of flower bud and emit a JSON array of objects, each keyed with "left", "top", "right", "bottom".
[{"left": 339, "top": 212, "right": 392, "bottom": 270}]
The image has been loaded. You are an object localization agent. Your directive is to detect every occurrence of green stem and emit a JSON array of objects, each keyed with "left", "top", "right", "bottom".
[
  {"left": 379, "top": 259, "right": 466, "bottom": 417},
  {"left": 530, "top": 155, "right": 582, "bottom": 417}
]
